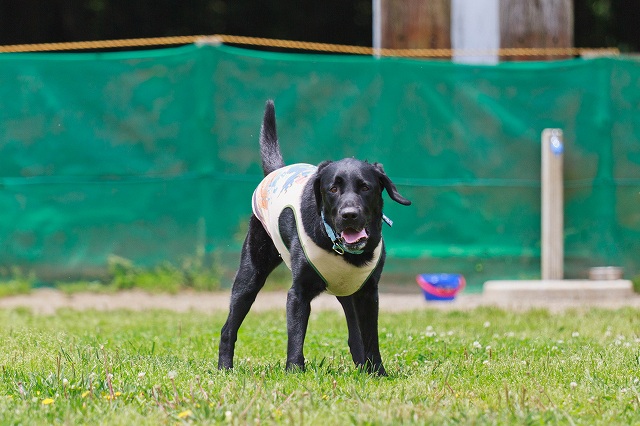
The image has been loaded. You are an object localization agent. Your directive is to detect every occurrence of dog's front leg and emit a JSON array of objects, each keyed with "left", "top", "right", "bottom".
[
  {"left": 284, "top": 262, "right": 325, "bottom": 371},
  {"left": 353, "top": 282, "right": 387, "bottom": 376},
  {"left": 285, "top": 287, "right": 312, "bottom": 371}
]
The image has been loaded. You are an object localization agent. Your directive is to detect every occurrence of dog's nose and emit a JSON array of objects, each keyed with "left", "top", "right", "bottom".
[{"left": 341, "top": 207, "right": 359, "bottom": 220}]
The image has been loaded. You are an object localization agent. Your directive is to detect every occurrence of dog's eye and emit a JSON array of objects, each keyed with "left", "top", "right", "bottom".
[
  {"left": 329, "top": 186, "right": 338, "bottom": 193},
  {"left": 361, "top": 185, "right": 370, "bottom": 192}
]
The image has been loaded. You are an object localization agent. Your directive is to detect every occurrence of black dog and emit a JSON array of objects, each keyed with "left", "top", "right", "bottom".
[{"left": 218, "top": 100, "right": 411, "bottom": 375}]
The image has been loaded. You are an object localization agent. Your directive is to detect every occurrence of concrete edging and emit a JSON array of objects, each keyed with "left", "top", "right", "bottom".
[{"left": 483, "top": 279, "right": 634, "bottom": 302}]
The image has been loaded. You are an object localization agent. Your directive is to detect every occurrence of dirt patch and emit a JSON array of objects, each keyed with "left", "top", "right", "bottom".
[
  {"left": 0, "top": 289, "right": 428, "bottom": 315},
  {"left": 1, "top": 288, "right": 640, "bottom": 315}
]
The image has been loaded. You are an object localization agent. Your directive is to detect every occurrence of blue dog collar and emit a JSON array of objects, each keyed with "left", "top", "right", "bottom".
[{"left": 382, "top": 213, "right": 393, "bottom": 227}]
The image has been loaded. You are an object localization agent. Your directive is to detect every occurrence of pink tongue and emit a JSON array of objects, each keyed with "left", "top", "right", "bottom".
[{"left": 341, "top": 229, "right": 368, "bottom": 244}]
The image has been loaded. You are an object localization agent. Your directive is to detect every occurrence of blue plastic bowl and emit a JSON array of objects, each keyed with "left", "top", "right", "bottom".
[{"left": 416, "top": 273, "right": 466, "bottom": 301}]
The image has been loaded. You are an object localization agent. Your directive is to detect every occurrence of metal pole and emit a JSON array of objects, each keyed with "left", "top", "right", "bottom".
[
  {"left": 451, "top": 0, "right": 500, "bottom": 64},
  {"left": 372, "top": 0, "right": 382, "bottom": 58}
]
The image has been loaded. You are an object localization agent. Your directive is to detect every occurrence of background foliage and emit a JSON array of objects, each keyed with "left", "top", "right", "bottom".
[{"left": 0, "top": 0, "right": 637, "bottom": 52}]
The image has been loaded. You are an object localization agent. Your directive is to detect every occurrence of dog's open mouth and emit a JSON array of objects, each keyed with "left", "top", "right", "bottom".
[{"left": 340, "top": 228, "right": 369, "bottom": 248}]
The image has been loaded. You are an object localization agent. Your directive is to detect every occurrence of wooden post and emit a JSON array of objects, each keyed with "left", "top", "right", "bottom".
[
  {"left": 375, "top": 0, "right": 574, "bottom": 62},
  {"left": 379, "top": 0, "right": 451, "bottom": 51},
  {"left": 541, "top": 129, "right": 564, "bottom": 280},
  {"left": 500, "top": 0, "right": 574, "bottom": 61}
]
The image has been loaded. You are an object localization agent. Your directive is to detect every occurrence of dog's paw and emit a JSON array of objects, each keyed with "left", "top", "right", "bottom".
[
  {"left": 373, "top": 365, "right": 388, "bottom": 377},
  {"left": 217, "top": 360, "right": 233, "bottom": 370},
  {"left": 359, "top": 361, "right": 387, "bottom": 377},
  {"left": 285, "top": 361, "right": 306, "bottom": 373}
]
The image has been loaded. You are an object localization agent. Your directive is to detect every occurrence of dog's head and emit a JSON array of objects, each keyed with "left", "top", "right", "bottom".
[{"left": 313, "top": 159, "right": 411, "bottom": 253}]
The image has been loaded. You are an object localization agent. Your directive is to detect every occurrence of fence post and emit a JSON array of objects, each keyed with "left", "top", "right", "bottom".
[
  {"left": 541, "top": 129, "right": 564, "bottom": 280},
  {"left": 377, "top": 0, "right": 451, "bottom": 53}
]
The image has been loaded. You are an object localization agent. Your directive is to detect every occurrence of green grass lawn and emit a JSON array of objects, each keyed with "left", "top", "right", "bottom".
[{"left": 1, "top": 306, "right": 640, "bottom": 425}]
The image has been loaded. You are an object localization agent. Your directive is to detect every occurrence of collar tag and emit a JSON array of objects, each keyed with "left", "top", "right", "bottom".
[{"left": 332, "top": 242, "right": 345, "bottom": 255}]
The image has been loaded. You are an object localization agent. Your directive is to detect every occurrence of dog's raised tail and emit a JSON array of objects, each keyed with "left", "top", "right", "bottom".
[{"left": 260, "top": 100, "right": 285, "bottom": 176}]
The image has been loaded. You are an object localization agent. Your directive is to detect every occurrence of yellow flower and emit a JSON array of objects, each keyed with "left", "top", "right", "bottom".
[
  {"left": 103, "top": 391, "right": 122, "bottom": 400},
  {"left": 42, "top": 398, "right": 54, "bottom": 405},
  {"left": 81, "top": 391, "right": 91, "bottom": 398},
  {"left": 178, "top": 410, "right": 192, "bottom": 419}
]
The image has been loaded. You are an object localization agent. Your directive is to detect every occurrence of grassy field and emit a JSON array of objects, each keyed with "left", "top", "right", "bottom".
[{"left": 1, "top": 306, "right": 640, "bottom": 425}]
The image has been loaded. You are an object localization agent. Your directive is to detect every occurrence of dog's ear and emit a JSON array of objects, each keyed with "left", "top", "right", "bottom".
[
  {"left": 313, "top": 161, "right": 333, "bottom": 215},
  {"left": 373, "top": 163, "right": 411, "bottom": 206}
]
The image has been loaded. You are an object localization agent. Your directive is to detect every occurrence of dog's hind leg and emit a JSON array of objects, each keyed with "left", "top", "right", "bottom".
[
  {"left": 218, "top": 215, "right": 282, "bottom": 370},
  {"left": 336, "top": 296, "right": 365, "bottom": 367}
]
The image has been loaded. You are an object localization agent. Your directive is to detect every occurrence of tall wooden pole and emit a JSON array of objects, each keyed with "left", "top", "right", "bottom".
[
  {"left": 379, "top": 0, "right": 451, "bottom": 51},
  {"left": 541, "top": 129, "right": 564, "bottom": 280},
  {"left": 375, "top": 0, "right": 574, "bottom": 62},
  {"left": 500, "top": 0, "right": 574, "bottom": 61}
]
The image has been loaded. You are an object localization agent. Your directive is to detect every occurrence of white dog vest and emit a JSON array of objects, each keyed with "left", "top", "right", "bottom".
[{"left": 252, "top": 163, "right": 382, "bottom": 296}]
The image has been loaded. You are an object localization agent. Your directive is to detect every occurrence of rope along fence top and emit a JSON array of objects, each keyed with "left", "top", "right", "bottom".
[{"left": 0, "top": 34, "right": 621, "bottom": 57}]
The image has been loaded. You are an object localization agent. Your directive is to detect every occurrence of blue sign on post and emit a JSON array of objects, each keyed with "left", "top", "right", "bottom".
[{"left": 550, "top": 131, "right": 564, "bottom": 156}]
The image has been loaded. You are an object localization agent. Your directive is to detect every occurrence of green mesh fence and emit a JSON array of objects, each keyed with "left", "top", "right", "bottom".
[{"left": 1, "top": 44, "right": 639, "bottom": 290}]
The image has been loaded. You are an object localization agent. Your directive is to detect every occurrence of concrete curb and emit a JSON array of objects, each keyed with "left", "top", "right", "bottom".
[{"left": 483, "top": 280, "right": 634, "bottom": 302}]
